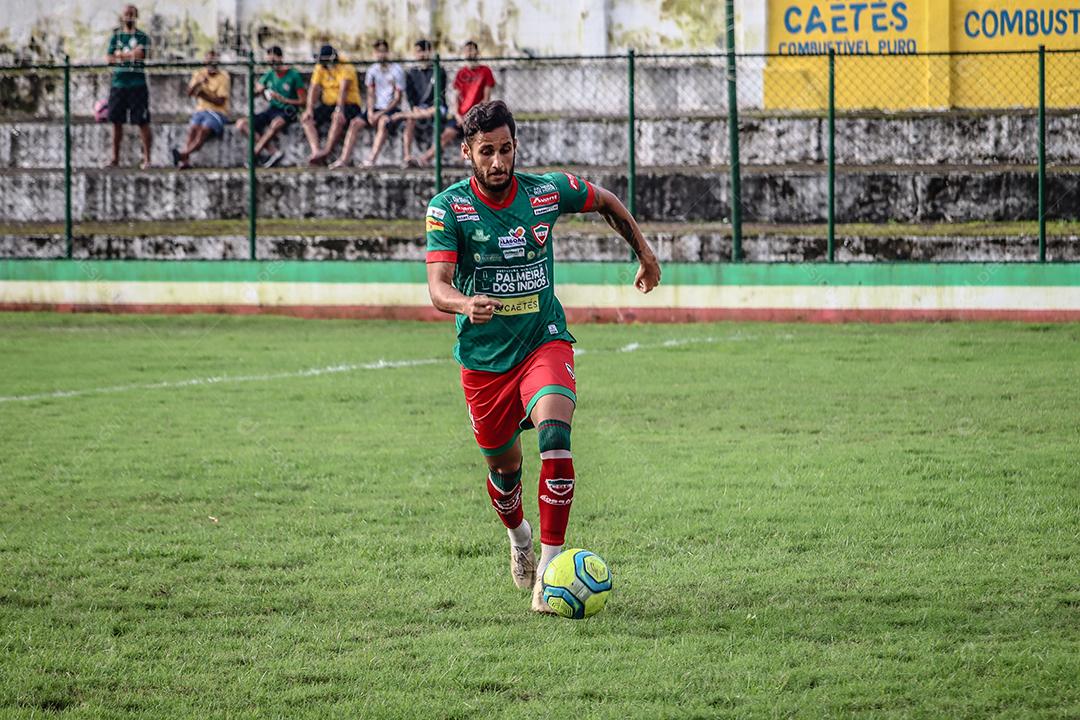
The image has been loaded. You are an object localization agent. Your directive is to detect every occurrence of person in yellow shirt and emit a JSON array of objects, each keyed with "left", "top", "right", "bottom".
[
  {"left": 172, "top": 49, "right": 231, "bottom": 169},
  {"left": 301, "top": 44, "right": 366, "bottom": 165}
]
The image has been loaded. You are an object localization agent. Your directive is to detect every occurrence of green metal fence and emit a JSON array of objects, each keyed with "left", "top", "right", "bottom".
[{"left": 1, "top": 47, "right": 1078, "bottom": 264}]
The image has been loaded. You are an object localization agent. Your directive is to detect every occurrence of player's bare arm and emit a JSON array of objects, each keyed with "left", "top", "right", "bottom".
[
  {"left": 592, "top": 186, "right": 662, "bottom": 293},
  {"left": 425, "top": 262, "right": 503, "bottom": 324}
]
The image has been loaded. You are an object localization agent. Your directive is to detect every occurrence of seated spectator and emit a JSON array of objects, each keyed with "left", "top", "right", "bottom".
[
  {"left": 391, "top": 38, "right": 447, "bottom": 168},
  {"left": 236, "top": 46, "right": 306, "bottom": 168},
  {"left": 419, "top": 40, "right": 494, "bottom": 166},
  {"left": 331, "top": 38, "right": 405, "bottom": 168},
  {"left": 302, "top": 44, "right": 364, "bottom": 166},
  {"left": 172, "top": 49, "right": 230, "bottom": 169}
]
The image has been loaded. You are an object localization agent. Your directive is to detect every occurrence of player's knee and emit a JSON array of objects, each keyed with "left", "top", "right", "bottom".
[
  {"left": 488, "top": 466, "right": 522, "bottom": 492},
  {"left": 538, "top": 419, "right": 572, "bottom": 455}
]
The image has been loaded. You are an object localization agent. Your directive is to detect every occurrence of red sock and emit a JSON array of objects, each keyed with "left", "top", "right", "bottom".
[
  {"left": 538, "top": 455, "right": 575, "bottom": 545},
  {"left": 487, "top": 470, "right": 524, "bottom": 530}
]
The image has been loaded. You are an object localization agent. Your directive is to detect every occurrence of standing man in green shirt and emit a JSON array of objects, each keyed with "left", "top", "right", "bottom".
[
  {"left": 106, "top": 4, "right": 152, "bottom": 169},
  {"left": 425, "top": 100, "right": 661, "bottom": 613},
  {"left": 236, "top": 46, "right": 306, "bottom": 168}
]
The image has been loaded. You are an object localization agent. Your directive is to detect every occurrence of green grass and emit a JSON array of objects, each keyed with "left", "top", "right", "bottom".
[{"left": 1, "top": 313, "right": 1078, "bottom": 718}]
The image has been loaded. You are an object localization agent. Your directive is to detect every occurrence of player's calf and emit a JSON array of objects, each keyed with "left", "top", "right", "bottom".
[
  {"left": 487, "top": 467, "right": 534, "bottom": 588},
  {"left": 537, "top": 419, "right": 574, "bottom": 580}
]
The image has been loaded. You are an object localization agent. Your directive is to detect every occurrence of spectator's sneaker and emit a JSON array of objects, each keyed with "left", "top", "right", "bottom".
[
  {"left": 170, "top": 148, "right": 181, "bottom": 168},
  {"left": 263, "top": 150, "right": 285, "bottom": 168}
]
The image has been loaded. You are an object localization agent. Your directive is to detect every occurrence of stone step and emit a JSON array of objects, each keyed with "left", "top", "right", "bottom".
[
  {"left": 2, "top": 220, "right": 1077, "bottom": 262},
  {"left": 1, "top": 165, "right": 1078, "bottom": 224},
  {"left": 3, "top": 113, "right": 1080, "bottom": 169}
]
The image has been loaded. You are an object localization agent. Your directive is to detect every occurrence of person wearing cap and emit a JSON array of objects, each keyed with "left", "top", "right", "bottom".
[
  {"left": 301, "top": 44, "right": 364, "bottom": 165},
  {"left": 171, "top": 49, "right": 230, "bottom": 169},
  {"left": 236, "top": 46, "right": 306, "bottom": 168},
  {"left": 391, "top": 38, "right": 447, "bottom": 168},
  {"left": 330, "top": 39, "right": 406, "bottom": 168}
]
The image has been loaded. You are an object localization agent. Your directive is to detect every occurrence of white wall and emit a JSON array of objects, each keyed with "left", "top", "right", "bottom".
[{"left": 0, "top": 0, "right": 764, "bottom": 61}]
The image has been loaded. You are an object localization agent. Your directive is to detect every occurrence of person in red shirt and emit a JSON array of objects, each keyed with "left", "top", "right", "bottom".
[{"left": 417, "top": 40, "right": 495, "bottom": 166}]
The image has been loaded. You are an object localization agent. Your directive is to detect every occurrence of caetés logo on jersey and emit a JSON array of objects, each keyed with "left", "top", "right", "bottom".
[{"left": 531, "top": 223, "right": 550, "bottom": 245}]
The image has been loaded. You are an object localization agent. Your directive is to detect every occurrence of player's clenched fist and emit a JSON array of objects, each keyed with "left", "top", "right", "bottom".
[
  {"left": 466, "top": 295, "right": 503, "bottom": 324},
  {"left": 635, "top": 255, "right": 662, "bottom": 294}
]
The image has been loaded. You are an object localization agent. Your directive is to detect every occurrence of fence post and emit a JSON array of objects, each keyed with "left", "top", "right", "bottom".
[
  {"left": 434, "top": 53, "right": 443, "bottom": 193},
  {"left": 725, "top": 0, "right": 743, "bottom": 262},
  {"left": 1038, "top": 45, "right": 1046, "bottom": 263},
  {"left": 627, "top": 49, "right": 636, "bottom": 217},
  {"left": 63, "top": 55, "right": 73, "bottom": 260},
  {"left": 827, "top": 49, "right": 836, "bottom": 263},
  {"left": 247, "top": 51, "right": 257, "bottom": 260}
]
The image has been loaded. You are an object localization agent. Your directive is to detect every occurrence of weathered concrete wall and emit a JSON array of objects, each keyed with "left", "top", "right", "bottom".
[
  {"left": 0, "top": 62, "right": 748, "bottom": 121},
  {"left": 0, "top": 0, "right": 755, "bottom": 62},
  {"left": 4, "top": 229, "right": 1076, "bottom": 263},
  {"left": 5, "top": 113, "right": 1080, "bottom": 170},
  {"left": 3, "top": 166, "right": 1079, "bottom": 224}
]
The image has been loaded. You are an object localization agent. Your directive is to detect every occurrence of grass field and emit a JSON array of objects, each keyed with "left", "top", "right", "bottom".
[{"left": 1, "top": 313, "right": 1078, "bottom": 718}]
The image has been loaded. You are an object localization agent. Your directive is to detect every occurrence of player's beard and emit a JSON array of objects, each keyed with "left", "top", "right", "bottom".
[{"left": 472, "top": 155, "right": 516, "bottom": 195}]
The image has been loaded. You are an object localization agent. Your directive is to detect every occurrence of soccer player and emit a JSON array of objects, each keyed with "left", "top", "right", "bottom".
[{"left": 424, "top": 101, "right": 661, "bottom": 613}]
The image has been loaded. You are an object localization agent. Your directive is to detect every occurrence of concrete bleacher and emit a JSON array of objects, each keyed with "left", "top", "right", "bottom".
[{"left": 2, "top": 65, "right": 1078, "bottom": 262}]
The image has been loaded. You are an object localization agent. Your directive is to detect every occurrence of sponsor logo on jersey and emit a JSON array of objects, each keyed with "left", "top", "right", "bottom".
[
  {"left": 451, "top": 202, "right": 476, "bottom": 214},
  {"left": 471, "top": 229, "right": 492, "bottom": 244},
  {"left": 564, "top": 362, "right": 575, "bottom": 380},
  {"left": 527, "top": 251, "right": 536, "bottom": 260},
  {"left": 528, "top": 182, "right": 558, "bottom": 195},
  {"left": 498, "top": 226, "right": 527, "bottom": 249},
  {"left": 456, "top": 213, "right": 480, "bottom": 222},
  {"left": 493, "top": 293, "right": 540, "bottom": 316},
  {"left": 563, "top": 172, "right": 580, "bottom": 191},
  {"left": 450, "top": 195, "right": 471, "bottom": 203},
  {"left": 426, "top": 206, "right": 446, "bottom": 220},
  {"left": 530, "top": 192, "right": 559, "bottom": 208},
  {"left": 502, "top": 247, "right": 525, "bottom": 259},
  {"left": 473, "top": 258, "right": 550, "bottom": 297},
  {"left": 425, "top": 217, "right": 444, "bottom": 232},
  {"left": 531, "top": 222, "right": 550, "bottom": 245},
  {"left": 548, "top": 323, "right": 559, "bottom": 335}
]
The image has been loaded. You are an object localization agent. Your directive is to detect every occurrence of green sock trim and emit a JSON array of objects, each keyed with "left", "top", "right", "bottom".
[
  {"left": 538, "top": 419, "right": 572, "bottom": 453},
  {"left": 520, "top": 385, "right": 577, "bottom": 431},
  {"left": 488, "top": 466, "right": 522, "bottom": 492}
]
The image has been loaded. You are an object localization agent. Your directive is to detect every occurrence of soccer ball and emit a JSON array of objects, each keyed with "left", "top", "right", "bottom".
[{"left": 541, "top": 548, "right": 613, "bottom": 619}]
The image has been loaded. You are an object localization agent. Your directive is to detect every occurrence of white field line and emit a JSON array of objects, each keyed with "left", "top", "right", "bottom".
[{"left": 2, "top": 333, "right": 770, "bottom": 404}]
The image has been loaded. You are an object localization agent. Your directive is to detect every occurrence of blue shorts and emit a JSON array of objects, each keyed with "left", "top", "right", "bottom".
[{"left": 191, "top": 110, "right": 227, "bottom": 137}]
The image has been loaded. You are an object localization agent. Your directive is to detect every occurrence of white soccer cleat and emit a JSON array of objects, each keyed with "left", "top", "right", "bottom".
[
  {"left": 510, "top": 544, "right": 536, "bottom": 590},
  {"left": 531, "top": 579, "right": 556, "bottom": 615}
]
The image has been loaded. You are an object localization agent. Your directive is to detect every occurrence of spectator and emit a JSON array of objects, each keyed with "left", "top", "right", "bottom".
[
  {"left": 302, "top": 44, "right": 364, "bottom": 166},
  {"left": 236, "top": 46, "right": 306, "bottom": 168},
  {"left": 105, "top": 4, "right": 152, "bottom": 169},
  {"left": 392, "top": 39, "right": 447, "bottom": 168},
  {"left": 331, "top": 38, "right": 405, "bottom": 169},
  {"left": 421, "top": 40, "right": 494, "bottom": 166},
  {"left": 172, "top": 50, "right": 230, "bottom": 169}
]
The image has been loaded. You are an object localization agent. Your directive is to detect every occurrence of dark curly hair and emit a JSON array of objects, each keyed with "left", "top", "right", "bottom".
[{"left": 461, "top": 101, "right": 516, "bottom": 144}]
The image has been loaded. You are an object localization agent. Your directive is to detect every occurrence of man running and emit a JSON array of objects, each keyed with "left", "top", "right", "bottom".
[{"left": 424, "top": 100, "right": 661, "bottom": 613}]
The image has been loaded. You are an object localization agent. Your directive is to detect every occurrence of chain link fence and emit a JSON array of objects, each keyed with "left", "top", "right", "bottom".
[{"left": 1, "top": 49, "right": 1078, "bottom": 263}]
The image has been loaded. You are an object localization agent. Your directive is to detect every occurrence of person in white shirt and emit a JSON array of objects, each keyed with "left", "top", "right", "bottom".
[{"left": 330, "top": 39, "right": 405, "bottom": 168}]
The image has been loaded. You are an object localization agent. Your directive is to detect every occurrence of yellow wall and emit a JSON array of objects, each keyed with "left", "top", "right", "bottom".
[{"left": 765, "top": 0, "right": 1080, "bottom": 110}]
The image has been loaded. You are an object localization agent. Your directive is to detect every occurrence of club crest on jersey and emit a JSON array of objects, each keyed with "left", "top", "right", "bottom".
[
  {"left": 531, "top": 223, "right": 550, "bottom": 245},
  {"left": 563, "top": 172, "right": 580, "bottom": 191}
]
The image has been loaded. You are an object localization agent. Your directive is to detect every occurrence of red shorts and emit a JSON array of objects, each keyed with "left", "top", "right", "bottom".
[{"left": 461, "top": 340, "right": 577, "bottom": 456}]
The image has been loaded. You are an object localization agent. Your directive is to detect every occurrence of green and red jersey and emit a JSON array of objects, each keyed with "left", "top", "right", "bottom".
[{"left": 425, "top": 171, "right": 598, "bottom": 373}]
